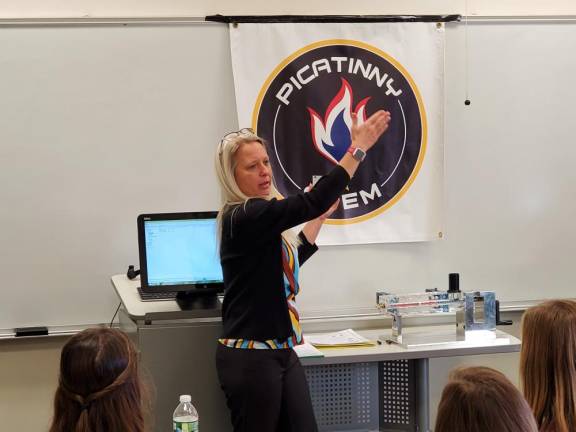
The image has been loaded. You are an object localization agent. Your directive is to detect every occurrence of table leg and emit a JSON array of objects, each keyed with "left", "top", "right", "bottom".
[{"left": 414, "top": 358, "right": 430, "bottom": 432}]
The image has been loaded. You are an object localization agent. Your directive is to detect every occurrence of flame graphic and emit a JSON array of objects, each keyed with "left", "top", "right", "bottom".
[{"left": 307, "top": 78, "right": 370, "bottom": 164}]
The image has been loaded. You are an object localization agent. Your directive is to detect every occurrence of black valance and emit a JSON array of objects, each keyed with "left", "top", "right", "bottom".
[{"left": 205, "top": 14, "right": 461, "bottom": 24}]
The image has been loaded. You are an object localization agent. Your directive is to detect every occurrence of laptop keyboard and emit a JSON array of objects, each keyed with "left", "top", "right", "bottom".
[{"left": 137, "top": 287, "right": 177, "bottom": 301}]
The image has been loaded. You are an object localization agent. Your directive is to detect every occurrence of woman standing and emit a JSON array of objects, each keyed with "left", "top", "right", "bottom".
[{"left": 214, "top": 110, "right": 391, "bottom": 432}]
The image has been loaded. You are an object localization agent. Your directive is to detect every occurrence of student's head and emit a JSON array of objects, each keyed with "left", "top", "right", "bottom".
[
  {"left": 215, "top": 128, "right": 276, "bottom": 203},
  {"left": 435, "top": 366, "right": 538, "bottom": 432},
  {"left": 49, "top": 327, "right": 147, "bottom": 432},
  {"left": 520, "top": 299, "right": 576, "bottom": 432}
]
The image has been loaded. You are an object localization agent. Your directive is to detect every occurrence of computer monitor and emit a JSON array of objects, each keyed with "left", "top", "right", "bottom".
[{"left": 137, "top": 212, "right": 223, "bottom": 309}]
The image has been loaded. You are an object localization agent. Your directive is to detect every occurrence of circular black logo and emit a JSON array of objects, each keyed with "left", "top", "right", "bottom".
[{"left": 253, "top": 40, "right": 427, "bottom": 224}]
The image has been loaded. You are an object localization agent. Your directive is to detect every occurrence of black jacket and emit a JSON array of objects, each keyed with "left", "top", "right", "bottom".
[{"left": 219, "top": 165, "right": 350, "bottom": 340}]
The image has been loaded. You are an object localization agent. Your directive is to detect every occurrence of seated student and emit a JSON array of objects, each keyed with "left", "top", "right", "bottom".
[
  {"left": 49, "top": 327, "right": 149, "bottom": 432},
  {"left": 520, "top": 299, "right": 576, "bottom": 432},
  {"left": 435, "top": 366, "right": 538, "bottom": 432}
]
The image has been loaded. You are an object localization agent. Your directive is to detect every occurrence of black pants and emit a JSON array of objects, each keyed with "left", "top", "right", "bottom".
[{"left": 216, "top": 343, "right": 319, "bottom": 432}]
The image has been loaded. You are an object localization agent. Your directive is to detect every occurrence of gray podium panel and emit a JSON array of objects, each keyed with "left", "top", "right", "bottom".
[
  {"left": 306, "top": 360, "right": 425, "bottom": 432},
  {"left": 120, "top": 310, "right": 231, "bottom": 432},
  {"left": 306, "top": 362, "right": 380, "bottom": 431},
  {"left": 379, "top": 360, "right": 417, "bottom": 431}
]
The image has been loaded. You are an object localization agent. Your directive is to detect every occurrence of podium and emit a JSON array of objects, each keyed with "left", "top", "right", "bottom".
[{"left": 112, "top": 275, "right": 229, "bottom": 432}]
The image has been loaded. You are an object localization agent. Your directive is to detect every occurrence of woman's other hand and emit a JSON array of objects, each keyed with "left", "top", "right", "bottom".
[{"left": 318, "top": 199, "right": 340, "bottom": 222}]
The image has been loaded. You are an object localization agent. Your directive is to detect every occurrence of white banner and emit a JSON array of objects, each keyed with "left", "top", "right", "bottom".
[{"left": 230, "top": 22, "right": 444, "bottom": 245}]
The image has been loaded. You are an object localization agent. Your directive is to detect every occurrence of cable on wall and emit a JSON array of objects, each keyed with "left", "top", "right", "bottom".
[{"left": 464, "top": 0, "right": 471, "bottom": 106}]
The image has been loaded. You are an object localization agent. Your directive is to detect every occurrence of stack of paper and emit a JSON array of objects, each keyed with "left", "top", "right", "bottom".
[
  {"left": 305, "top": 329, "right": 376, "bottom": 347},
  {"left": 293, "top": 342, "right": 325, "bottom": 358}
]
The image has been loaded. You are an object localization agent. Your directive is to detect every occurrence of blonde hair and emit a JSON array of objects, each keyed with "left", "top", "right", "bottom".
[
  {"left": 520, "top": 300, "right": 576, "bottom": 432},
  {"left": 435, "top": 366, "right": 538, "bottom": 432},
  {"left": 214, "top": 129, "right": 300, "bottom": 247}
]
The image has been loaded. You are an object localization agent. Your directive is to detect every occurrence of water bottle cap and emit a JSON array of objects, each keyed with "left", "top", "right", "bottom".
[{"left": 179, "top": 395, "right": 191, "bottom": 403}]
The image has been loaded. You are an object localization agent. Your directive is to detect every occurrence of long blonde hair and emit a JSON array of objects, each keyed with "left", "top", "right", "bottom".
[
  {"left": 435, "top": 366, "right": 538, "bottom": 432},
  {"left": 520, "top": 299, "right": 576, "bottom": 432},
  {"left": 214, "top": 129, "right": 300, "bottom": 247}
]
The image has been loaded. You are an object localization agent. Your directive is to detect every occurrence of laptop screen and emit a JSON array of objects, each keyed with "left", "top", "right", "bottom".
[{"left": 138, "top": 212, "right": 223, "bottom": 293}]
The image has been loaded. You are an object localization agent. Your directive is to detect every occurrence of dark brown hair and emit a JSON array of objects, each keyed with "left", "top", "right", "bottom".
[
  {"left": 49, "top": 327, "right": 148, "bottom": 432},
  {"left": 520, "top": 300, "right": 576, "bottom": 432},
  {"left": 435, "top": 366, "right": 538, "bottom": 432}
]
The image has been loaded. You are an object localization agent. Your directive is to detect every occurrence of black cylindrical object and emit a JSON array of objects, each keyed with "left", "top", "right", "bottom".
[{"left": 448, "top": 273, "right": 460, "bottom": 292}]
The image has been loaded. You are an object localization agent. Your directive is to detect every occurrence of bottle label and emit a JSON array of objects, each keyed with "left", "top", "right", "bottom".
[{"left": 173, "top": 420, "right": 199, "bottom": 432}]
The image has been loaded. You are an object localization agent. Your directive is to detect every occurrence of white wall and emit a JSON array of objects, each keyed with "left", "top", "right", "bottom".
[{"left": 2, "top": 0, "right": 576, "bottom": 20}]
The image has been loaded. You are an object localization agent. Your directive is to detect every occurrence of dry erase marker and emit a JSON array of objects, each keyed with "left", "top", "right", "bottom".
[{"left": 15, "top": 326, "right": 48, "bottom": 337}]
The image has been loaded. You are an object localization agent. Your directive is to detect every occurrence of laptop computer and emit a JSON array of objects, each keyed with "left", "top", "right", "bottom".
[{"left": 137, "top": 212, "right": 224, "bottom": 308}]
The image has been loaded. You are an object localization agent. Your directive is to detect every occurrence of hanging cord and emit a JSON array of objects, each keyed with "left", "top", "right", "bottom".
[
  {"left": 109, "top": 303, "right": 122, "bottom": 328},
  {"left": 464, "top": 0, "right": 471, "bottom": 106}
]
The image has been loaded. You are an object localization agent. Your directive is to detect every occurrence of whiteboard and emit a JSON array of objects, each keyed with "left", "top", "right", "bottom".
[
  {"left": 1, "top": 21, "right": 575, "bottom": 329},
  {"left": 0, "top": 24, "right": 238, "bottom": 329}
]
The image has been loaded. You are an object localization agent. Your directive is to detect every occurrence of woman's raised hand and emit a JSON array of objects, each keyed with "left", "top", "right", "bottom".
[{"left": 351, "top": 110, "right": 391, "bottom": 152}]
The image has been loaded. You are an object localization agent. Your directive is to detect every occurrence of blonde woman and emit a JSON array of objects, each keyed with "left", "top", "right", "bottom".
[
  {"left": 520, "top": 300, "right": 576, "bottom": 432},
  {"left": 435, "top": 366, "right": 538, "bottom": 432},
  {"left": 214, "top": 110, "right": 390, "bottom": 432}
]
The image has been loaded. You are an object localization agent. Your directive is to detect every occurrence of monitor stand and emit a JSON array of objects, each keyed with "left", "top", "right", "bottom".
[{"left": 176, "top": 291, "right": 221, "bottom": 311}]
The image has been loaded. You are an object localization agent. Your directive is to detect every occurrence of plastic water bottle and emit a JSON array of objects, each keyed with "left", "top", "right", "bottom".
[{"left": 173, "top": 395, "right": 199, "bottom": 432}]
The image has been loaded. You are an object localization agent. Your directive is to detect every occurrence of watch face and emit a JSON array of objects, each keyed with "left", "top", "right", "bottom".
[{"left": 353, "top": 148, "right": 366, "bottom": 161}]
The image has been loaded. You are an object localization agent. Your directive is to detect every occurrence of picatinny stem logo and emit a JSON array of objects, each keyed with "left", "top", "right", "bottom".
[{"left": 253, "top": 40, "right": 427, "bottom": 224}]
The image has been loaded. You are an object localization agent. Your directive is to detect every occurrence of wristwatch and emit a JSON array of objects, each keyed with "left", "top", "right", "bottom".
[{"left": 347, "top": 146, "right": 367, "bottom": 162}]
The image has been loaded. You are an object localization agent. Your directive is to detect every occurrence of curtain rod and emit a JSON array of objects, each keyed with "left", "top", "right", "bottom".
[{"left": 205, "top": 14, "right": 461, "bottom": 23}]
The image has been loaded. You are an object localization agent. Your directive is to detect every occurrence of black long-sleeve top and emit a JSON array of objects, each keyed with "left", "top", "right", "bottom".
[{"left": 219, "top": 165, "right": 351, "bottom": 341}]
